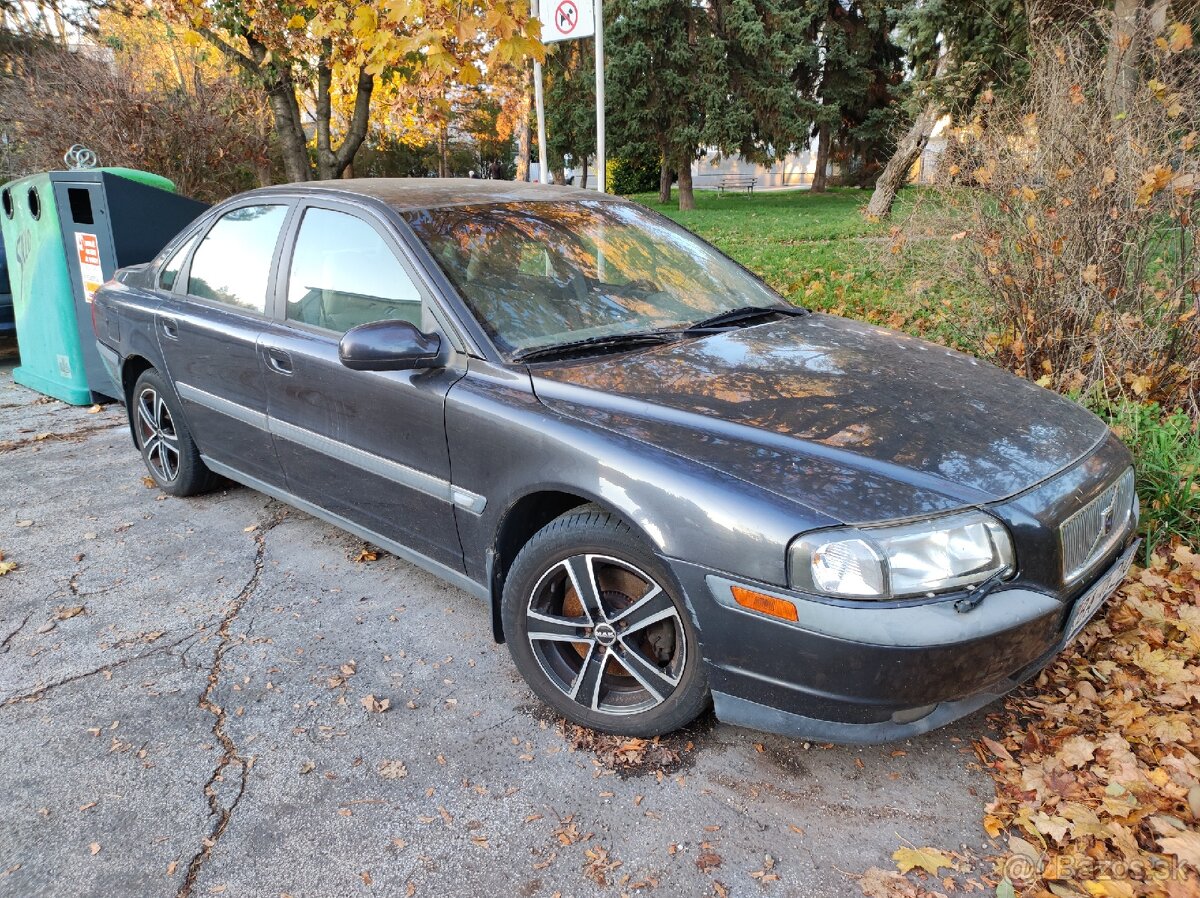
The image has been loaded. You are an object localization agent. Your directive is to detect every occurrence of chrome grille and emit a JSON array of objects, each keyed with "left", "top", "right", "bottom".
[{"left": 1060, "top": 467, "right": 1136, "bottom": 583}]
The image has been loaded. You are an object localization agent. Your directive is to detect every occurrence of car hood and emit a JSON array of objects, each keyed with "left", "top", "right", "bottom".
[{"left": 530, "top": 313, "right": 1108, "bottom": 524}]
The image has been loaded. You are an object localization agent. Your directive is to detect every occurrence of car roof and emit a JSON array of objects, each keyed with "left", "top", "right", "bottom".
[{"left": 247, "top": 178, "right": 625, "bottom": 212}]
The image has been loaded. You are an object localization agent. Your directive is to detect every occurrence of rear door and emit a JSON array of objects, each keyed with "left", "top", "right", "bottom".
[
  {"left": 156, "top": 201, "right": 292, "bottom": 487},
  {"left": 259, "top": 198, "right": 470, "bottom": 571}
]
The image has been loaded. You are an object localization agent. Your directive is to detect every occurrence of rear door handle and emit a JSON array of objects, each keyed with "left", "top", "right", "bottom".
[
  {"left": 265, "top": 348, "right": 293, "bottom": 375},
  {"left": 160, "top": 316, "right": 179, "bottom": 340}
]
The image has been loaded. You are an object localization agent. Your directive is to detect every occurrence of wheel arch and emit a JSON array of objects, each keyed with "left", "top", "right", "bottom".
[
  {"left": 486, "top": 487, "right": 666, "bottom": 643},
  {"left": 119, "top": 354, "right": 156, "bottom": 449}
]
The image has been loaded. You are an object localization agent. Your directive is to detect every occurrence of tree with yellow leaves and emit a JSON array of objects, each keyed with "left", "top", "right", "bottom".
[{"left": 164, "top": 0, "right": 543, "bottom": 182}]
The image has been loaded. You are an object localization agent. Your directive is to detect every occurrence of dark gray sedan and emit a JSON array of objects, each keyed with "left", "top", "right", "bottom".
[{"left": 91, "top": 180, "right": 1139, "bottom": 744}]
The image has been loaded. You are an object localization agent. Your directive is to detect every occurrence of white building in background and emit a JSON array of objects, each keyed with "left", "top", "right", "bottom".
[
  {"left": 689, "top": 148, "right": 819, "bottom": 190},
  {"left": 689, "top": 114, "right": 951, "bottom": 190},
  {"left": 528, "top": 114, "right": 951, "bottom": 191}
]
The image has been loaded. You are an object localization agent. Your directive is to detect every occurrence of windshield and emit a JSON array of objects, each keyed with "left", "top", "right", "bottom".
[{"left": 403, "top": 199, "right": 789, "bottom": 357}]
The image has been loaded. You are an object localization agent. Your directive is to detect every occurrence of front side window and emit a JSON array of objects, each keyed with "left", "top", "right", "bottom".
[
  {"left": 158, "top": 232, "right": 199, "bottom": 292},
  {"left": 403, "top": 199, "right": 787, "bottom": 356},
  {"left": 286, "top": 207, "right": 422, "bottom": 333},
  {"left": 187, "top": 204, "right": 288, "bottom": 313}
]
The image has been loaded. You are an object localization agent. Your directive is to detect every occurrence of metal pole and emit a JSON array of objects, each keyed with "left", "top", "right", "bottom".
[
  {"left": 593, "top": 0, "right": 605, "bottom": 192},
  {"left": 532, "top": 0, "right": 550, "bottom": 185},
  {"left": 534, "top": 62, "right": 549, "bottom": 184}
]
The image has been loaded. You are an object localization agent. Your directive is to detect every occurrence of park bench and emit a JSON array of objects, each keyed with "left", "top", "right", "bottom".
[{"left": 716, "top": 175, "right": 757, "bottom": 196}]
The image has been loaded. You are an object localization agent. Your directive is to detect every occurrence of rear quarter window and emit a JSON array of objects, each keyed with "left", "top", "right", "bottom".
[{"left": 158, "top": 232, "right": 200, "bottom": 292}]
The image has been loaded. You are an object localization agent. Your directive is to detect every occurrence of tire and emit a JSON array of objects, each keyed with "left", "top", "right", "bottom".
[
  {"left": 131, "top": 369, "right": 216, "bottom": 497},
  {"left": 502, "top": 507, "right": 710, "bottom": 737}
]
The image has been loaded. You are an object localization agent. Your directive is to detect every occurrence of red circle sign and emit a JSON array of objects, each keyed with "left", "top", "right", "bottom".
[{"left": 555, "top": 0, "right": 578, "bottom": 34}]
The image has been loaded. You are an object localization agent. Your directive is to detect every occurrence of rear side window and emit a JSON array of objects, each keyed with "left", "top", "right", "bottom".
[
  {"left": 158, "top": 232, "right": 199, "bottom": 292},
  {"left": 188, "top": 204, "right": 288, "bottom": 314},
  {"left": 285, "top": 207, "right": 422, "bottom": 333}
]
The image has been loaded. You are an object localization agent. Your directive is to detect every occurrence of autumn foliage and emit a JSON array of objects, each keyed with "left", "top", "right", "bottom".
[{"left": 930, "top": 14, "right": 1199, "bottom": 410}]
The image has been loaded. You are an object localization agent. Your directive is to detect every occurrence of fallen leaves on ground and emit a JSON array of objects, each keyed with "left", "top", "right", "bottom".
[
  {"left": 977, "top": 547, "right": 1200, "bottom": 896},
  {"left": 696, "top": 848, "right": 723, "bottom": 874},
  {"left": 858, "top": 867, "right": 923, "bottom": 898},
  {"left": 360, "top": 694, "right": 390, "bottom": 714},
  {"left": 559, "top": 722, "right": 684, "bottom": 774},
  {"left": 892, "top": 847, "right": 954, "bottom": 876},
  {"left": 749, "top": 853, "right": 779, "bottom": 884},
  {"left": 377, "top": 759, "right": 408, "bottom": 779},
  {"left": 0, "top": 552, "right": 15, "bottom": 576},
  {"left": 582, "top": 846, "right": 622, "bottom": 886}
]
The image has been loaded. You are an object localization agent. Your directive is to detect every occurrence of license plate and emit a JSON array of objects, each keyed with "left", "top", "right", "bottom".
[{"left": 1062, "top": 541, "right": 1140, "bottom": 646}]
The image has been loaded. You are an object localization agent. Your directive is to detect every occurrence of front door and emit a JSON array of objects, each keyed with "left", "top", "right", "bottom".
[
  {"left": 156, "top": 202, "right": 291, "bottom": 487},
  {"left": 260, "top": 201, "right": 469, "bottom": 571}
]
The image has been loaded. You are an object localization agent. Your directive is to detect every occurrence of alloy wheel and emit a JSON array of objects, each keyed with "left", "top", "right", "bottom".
[
  {"left": 136, "top": 386, "right": 181, "bottom": 483},
  {"left": 525, "top": 554, "right": 686, "bottom": 716}
]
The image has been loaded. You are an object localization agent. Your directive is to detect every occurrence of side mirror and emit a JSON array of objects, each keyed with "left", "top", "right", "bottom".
[{"left": 339, "top": 319, "right": 442, "bottom": 372}]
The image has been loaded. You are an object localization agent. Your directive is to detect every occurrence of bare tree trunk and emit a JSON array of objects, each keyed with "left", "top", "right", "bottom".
[
  {"left": 677, "top": 157, "right": 695, "bottom": 211},
  {"left": 516, "top": 65, "right": 532, "bottom": 182},
  {"left": 264, "top": 77, "right": 311, "bottom": 183},
  {"left": 242, "top": 35, "right": 310, "bottom": 183},
  {"left": 1104, "top": 0, "right": 1168, "bottom": 118},
  {"left": 325, "top": 68, "right": 373, "bottom": 179},
  {"left": 579, "top": 153, "right": 588, "bottom": 189},
  {"left": 1105, "top": 0, "right": 1140, "bottom": 116},
  {"left": 439, "top": 126, "right": 448, "bottom": 177},
  {"left": 659, "top": 160, "right": 671, "bottom": 204},
  {"left": 863, "top": 103, "right": 940, "bottom": 219},
  {"left": 811, "top": 121, "right": 830, "bottom": 192}
]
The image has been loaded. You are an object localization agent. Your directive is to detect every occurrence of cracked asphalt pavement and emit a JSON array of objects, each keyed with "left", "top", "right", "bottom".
[{"left": 0, "top": 342, "right": 1002, "bottom": 897}]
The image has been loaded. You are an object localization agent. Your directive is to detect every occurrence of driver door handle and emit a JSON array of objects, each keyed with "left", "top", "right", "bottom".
[
  {"left": 160, "top": 316, "right": 178, "bottom": 340},
  {"left": 265, "top": 347, "right": 293, "bottom": 375}
]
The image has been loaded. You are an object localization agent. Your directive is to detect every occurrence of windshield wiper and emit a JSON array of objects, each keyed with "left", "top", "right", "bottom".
[
  {"left": 686, "top": 304, "right": 807, "bottom": 332},
  {"left": 512, "top": 331, "right": 680, "bottom": 363}
]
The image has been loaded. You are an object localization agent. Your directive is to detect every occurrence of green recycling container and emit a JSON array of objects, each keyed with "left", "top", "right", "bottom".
[{"left": 0, "top": 168, "right": 208, "bottom": 405}]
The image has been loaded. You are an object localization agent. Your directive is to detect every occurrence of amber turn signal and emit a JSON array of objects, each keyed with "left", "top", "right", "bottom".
[{"left": 730, "top": 585, "right": 798, "bottom": 622}]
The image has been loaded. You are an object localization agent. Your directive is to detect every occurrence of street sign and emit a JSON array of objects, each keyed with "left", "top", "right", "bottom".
[{"left": 539, "top": 0, "right": 594, "bottom": 43}]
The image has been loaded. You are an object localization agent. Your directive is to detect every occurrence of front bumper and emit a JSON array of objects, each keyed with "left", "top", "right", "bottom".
[{"left": 672, "top": 538, "right": 1138, "bottom": 744}]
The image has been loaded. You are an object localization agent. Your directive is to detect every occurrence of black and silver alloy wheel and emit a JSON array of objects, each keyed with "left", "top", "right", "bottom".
[
  {"left": 130, "top": 369, "right": 216, "bottom": 498},
  {"left": 503, "top": 507, "right": 709, "bottom": 736},
  {"left": 526, "top": 554, "right": 685, "bottom": 715},
  {"left": 136, "top": 385, "right": 181, "bottom": 483}
]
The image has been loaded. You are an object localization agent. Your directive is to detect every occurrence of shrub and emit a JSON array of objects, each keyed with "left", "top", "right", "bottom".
[
  {"left": 0, "top": 17, "right": 274, "bottom": 202},
  {"left": 609, "top": 150, "right": 662, "bottom": 195},
  {"left": 1086, "top": 394, "right": 1200, "bottom": 556},
  {"left": 926, "top": 8, "right": 1199, "bottom": 410}
]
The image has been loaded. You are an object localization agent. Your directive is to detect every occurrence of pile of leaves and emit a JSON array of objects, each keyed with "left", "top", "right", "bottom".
[
  {"left": 980, "top": 547, "right": 1200, "bottom": 897},
  {"left": 558, "top": 722, "right": 685, "bottom": 776}
]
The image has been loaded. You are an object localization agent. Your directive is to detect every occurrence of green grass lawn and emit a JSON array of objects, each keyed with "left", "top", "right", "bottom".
[{"left": 629, "top": 186, "right": 976, "bottom": 349}]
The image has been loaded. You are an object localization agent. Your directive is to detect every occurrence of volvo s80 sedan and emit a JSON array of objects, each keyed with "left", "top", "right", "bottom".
[{"left": 91, "top": 180, "right": 1139, "bottom": 744}]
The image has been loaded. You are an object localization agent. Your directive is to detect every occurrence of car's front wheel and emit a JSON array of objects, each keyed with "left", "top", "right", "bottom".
[
  {"left": 132, "top": 369, "right": 216, "bottom": 497},
  {"left": 502, "top": 507, "right": 709, "bottom": 736}
]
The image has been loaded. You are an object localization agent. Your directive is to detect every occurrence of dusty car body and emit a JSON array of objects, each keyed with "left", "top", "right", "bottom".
[{"left": 91, "top": 179, "right": 1139, "bottom": 743}]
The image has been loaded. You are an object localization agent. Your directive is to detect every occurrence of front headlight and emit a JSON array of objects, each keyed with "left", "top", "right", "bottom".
[{"left": 789, "top": 511, "right": 1015, "bottom": 600}]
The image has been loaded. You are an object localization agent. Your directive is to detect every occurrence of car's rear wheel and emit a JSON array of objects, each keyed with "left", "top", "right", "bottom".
[
  {"left": 502, "top": 507, "right": 709, "bottom": 736},
  {"left": 132, "top": 369, "right": 216, "bottom": 497}
]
